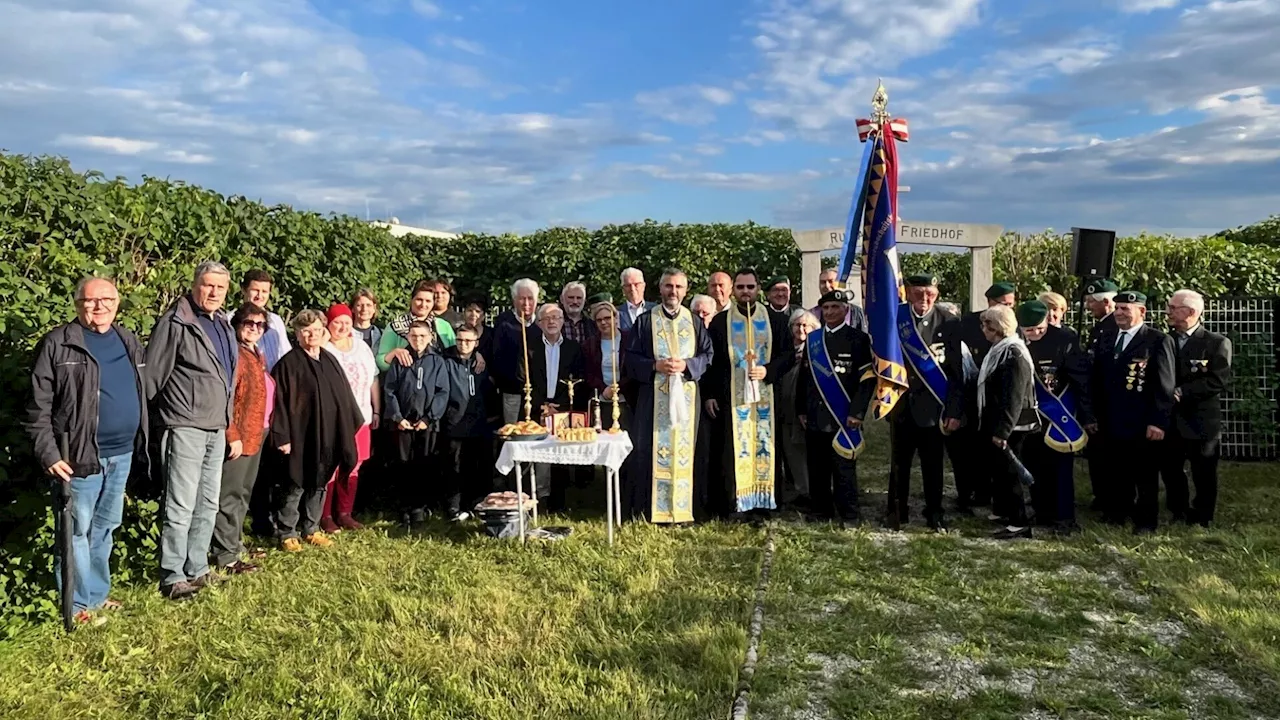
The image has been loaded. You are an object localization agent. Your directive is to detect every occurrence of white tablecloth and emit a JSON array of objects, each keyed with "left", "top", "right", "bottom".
[{"left": 495, "top": 432, "right": 634, "bottom": 474}]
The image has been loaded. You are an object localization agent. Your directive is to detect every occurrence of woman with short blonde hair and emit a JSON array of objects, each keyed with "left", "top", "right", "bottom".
[
  {"left": 1037, "top": 291, "right": 1068, "bottom": 327},
  {"left": 977, "top": 304, "right": 1039, "bottom": 540}
]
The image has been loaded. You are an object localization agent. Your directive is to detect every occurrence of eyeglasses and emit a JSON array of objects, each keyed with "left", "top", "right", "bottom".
[
  {"left": 78, "top": 297, "right": 118, "bottom": 306},
  {"left": 735, "top": 284, "right": 757, "bottom": 290},
  {"left": 239, "top": 320, "right": 267, "bottom": 329}
]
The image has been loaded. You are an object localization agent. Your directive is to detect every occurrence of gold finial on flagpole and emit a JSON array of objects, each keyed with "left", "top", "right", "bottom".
[{"left": 871, "top": 78, "right": 889, "bottom": 127}]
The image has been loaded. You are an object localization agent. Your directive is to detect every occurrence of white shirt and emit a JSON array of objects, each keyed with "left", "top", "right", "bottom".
[
  {"left": 259, "top": 311, "right": 292, "bottom": 371},
  {"left": 543, "top": 335, "right": 564, "bottom": 399},
  {"left": 1115, "top": 321, "right": 1143, "bottom": 354},
  {"left": 825, "top": 322, "right": 847, "bottom": 333},
  {"left": 625, "top": 301, "right": 647, "bottom": 323},
  {"left": 324, "top": 336, "right": 379, "bottom": 425}
]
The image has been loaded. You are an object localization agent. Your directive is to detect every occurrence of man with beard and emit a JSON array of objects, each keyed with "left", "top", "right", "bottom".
[
  {"left": 1087, "top": 290, "right": 1175, "bottom": 534},
  {"left": 887, "top": 274, "right": 960, "bottom": 531},
  {"left": 559, "top": 281, "right": 594, "bottom": 345},
  {"left": 622, "top": 269, "right": 713, "bottom": 523},
  {"left": 705, "top": 268, "right": 794, "bottom": 519},
  {"left": 943, "top": 281, "right": 1016, "bottom": 515}
]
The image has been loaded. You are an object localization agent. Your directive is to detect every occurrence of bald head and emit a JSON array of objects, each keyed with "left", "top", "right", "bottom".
[
  {"left": 74, "top": 277, "right": 119, "bottom": 333},
  {"left": 707, "top": 272, "right": 731, "bottom": 307}
]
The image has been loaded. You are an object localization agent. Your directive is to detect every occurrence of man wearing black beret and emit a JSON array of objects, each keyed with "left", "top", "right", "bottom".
[
  {"left": 942, "top": 281, "right": 1017, "bottom": 515},
  {"left": 1086, "top": 290, "right": 1176, "bottom": 534},
  {"left": 794, "top": 290, "right": 876, "bottom": 524},
  {"left": 1080, "top": 277, "right": 1118, "bottom": 510},
  {"left": 885, "top": 273, "right": 960, "bottom": 530},
  {"left": 764, "top": 276, "right": 801, "bottom": 321}
]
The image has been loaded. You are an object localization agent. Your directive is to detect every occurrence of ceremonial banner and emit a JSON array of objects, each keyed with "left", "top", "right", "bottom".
[
  {"left": 728, "top": 303, "right": 776, "bottom": 512},
  {"left": 806, "top": 328, "right": 865, "bottom": 459},
  {"left": 858, "top": 130, "right": 910, "bottom": 420},
  {"left": 1035, "top": 381, "right": 1088, "bottom": 453},
  {"left": 834, "top": 139, "right": 876, "bottom": 285},
  {"left": 650, "top": 307, "right": 697, "bottom": 524}
]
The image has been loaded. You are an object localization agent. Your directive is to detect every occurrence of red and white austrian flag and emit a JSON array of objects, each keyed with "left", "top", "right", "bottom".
[{"left": 856, "top": 117, "right": 910, "bottom": 142}]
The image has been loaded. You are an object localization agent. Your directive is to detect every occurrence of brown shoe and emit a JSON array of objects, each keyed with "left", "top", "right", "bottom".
[
  {"left": 320, "top": 516, "right": 341, "bottom": 534},
  {"left": 160, "top": 581, "right": 200, "bottom": 601},
  {"left": 191, "top": 572, "right": 225, "bottom": 589},
  {"left": 281, "top": 537, "right": 303, "bottom": 552},
  {"left": 224, "top": 560, "right": 260, "bottom": 574},
  {"left": 336, "top": 514, "right": 364, "bottom": 531},
  {"left": 304, "top": 532, "right": 334, "bottom": 548}
]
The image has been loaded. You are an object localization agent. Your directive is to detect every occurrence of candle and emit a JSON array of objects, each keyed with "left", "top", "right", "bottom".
[{"left": 520, "top": 309, "right": 532, "bottom": 421}]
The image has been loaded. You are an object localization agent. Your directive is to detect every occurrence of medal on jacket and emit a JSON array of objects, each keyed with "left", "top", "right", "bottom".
[
  {"left": 1125, "top": 358, "right": 1147, "bottom": 392},
  {"left": 1191, "top": 358, "right": 1208, "bottom": 374}
]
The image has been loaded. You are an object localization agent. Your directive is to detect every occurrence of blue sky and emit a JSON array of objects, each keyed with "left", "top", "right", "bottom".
[{"left": 1, "top": 0, "right": 1277, "bottom": 237}]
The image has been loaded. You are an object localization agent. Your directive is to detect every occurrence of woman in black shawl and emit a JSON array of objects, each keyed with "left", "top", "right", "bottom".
[{"left": 271, "top": 309, "right": 364, "bottom": 551}]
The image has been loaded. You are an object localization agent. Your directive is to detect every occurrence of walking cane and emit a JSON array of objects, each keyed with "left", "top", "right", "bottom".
[{"left": 55, "top": 434, "right": 75, "bottom": 632}]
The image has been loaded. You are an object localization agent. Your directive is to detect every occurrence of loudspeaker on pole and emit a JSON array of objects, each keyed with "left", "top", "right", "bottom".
[{"left": 1069, "top": 227, "right": 1117, "bottom": 279}]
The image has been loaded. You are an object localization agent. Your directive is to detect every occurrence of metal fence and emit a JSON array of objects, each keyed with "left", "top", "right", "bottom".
[{"left": 1068, "top": 297, "right": 1278, "bottom": 460}]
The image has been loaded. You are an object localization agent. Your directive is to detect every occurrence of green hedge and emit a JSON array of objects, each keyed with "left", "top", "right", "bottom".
[{"left": 2, "top": 150, "right": 1278, "bottom": 634}]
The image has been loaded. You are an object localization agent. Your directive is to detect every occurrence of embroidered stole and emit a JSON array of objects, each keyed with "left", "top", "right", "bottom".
[
  {"left": 728, "top": 304, "right": 776, "bottom": 512},
  {"left": 650, "top": 307, "right": 697, "bottom": 524}
]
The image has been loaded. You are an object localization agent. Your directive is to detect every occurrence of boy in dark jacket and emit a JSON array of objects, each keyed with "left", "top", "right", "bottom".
[
  {"left": 442, "top": 325, "right": 501, "bottom": 520},
  {"left": 382, "top": 321, "right": 451, "bottom": 528}
]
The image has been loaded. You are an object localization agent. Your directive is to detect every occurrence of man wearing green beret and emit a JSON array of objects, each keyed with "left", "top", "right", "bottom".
[
  {"left": 1079, "top": 277, "right": 1120, "bottom": 510},
  {"left": 764, "top": 276, "right": 801, "bottom": 320},
  {"left": 942, "top": 281, "right": 1017, "bottom": 515},
  {"left": 1017, "top": 300, "right": 1092, "bottom": 534},
  {"left": 1086, "top": 290, "right": 1176, "bottom": 535}
]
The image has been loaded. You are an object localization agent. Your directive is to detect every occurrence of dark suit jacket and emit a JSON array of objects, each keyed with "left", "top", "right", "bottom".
[
  {"left": 492, "top": 309, "right": 542, "bottom": 395},
  {"left": 794, "top": 324, "right": 876, "bottom": 432},
  {"left": 706, "top": 303, "right": 794, "bottom": 406},
  {"left": 1170, "top": 324, "right": 1232, "bottom": 440},
  {"left": 617, "top": 301, "right": 656, "bottom": 333},
  {"left": 1085, "top": 312, "right": 1117, "bottom": 360},
  {"left": 519, "top": 336, "right": 587, "bottom": 413},
  {"left": 942, "top": 310, "right": 990, "bottom": 422},
  {"left": 1090, "top": 323, "right": 1176, "bottom": 439},
  {"left": 895, "top": 305, "right": 960, "bottom": 428}
]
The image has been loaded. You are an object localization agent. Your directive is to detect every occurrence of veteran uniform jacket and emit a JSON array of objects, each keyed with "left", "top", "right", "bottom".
[
  {"left": 893, "top": 305, "right": 959, "bottom": 428},
  {"left": 1027, "top": 325, "right": 1094, "bottom": 427},
  {"left": 1091, "top": 323, "right": 1176, "bottom": 439},
  {"left": 1169, "top": 324, "right": 1232, "bottom": 440},
  {"left": 794, "top": 324, "right": 876, "bottom": 433}
]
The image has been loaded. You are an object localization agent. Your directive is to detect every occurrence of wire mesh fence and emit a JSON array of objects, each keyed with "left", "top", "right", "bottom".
[{"left": 1067, "top": 297, "right": 1278, "bottom": 460}]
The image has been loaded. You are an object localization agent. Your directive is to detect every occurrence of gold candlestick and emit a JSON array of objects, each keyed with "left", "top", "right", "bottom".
[
  {"left": 520, "top": 310, "right": 533, "bottom": 422},
  {"left": 609, "top": 382, "right": 621, "bottom": 433}
]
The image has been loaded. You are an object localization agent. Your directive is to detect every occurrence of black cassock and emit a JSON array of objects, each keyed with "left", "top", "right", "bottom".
[
  {"left": 704, "top": 303, "right": 793, "bottom": 516},
  {"left": 270, "top": 348, "right": 364, "bottom": 489},
  {"left": 622, "top": 306, "right": 714, "bottom": 522}
]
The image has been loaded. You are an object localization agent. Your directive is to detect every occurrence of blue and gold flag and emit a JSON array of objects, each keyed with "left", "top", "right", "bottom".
[{"left": 858, "top": 129, "right": 909, "bottom": 420}]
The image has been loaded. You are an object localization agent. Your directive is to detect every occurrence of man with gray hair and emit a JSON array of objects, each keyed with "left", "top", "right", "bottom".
[
  {"left": 618, "top": 267, "right": 655, "bottom": 333},
  {"left": 146, "top": 261, "right": 236, "bottom": 600},
  {"left": 560, "top": 281, "right": 593, "bottom": 345},
  {"left": 1161, "top": 289, "right": 1232, "bottom": 526},
  {"left": 25, "top": 277, "right": 149, "bottom": 623},
  {"left": 493, "top": 278, "right": 543, "bottom": 424}
]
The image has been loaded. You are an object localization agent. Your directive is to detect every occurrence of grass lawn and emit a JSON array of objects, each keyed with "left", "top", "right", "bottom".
[{"left": 2, "top": 422, "right": 1279, "bottom": 719}]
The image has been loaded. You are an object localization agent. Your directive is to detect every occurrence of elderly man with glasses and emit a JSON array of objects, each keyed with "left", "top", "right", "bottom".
[{"left": 25, "top": 277, "right": 150, "bottom": 624}]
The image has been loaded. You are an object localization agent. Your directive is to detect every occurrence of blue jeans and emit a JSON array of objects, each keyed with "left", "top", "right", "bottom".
[
  {"left": 56, "top": 452, "right": 132, "bottom": 612},
  {"left": 159, "top": 428, "right": 225, "bottom": 587}
]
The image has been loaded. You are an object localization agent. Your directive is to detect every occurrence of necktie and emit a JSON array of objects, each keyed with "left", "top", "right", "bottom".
[{"left": 1114, "top": 331, "right": 1128, "bottom": 357}]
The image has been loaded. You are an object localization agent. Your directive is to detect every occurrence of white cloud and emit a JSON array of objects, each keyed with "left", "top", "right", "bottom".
[
  {"left": 1117, "top": 0, "right": 1179, "bottom": 11},
  {"left": 433, "top": 34, "right": 483, "bottom": 55},
  {"left": 635, "top": 85, "right": 736, "bottom": 125},
  {"left": 411, "top": 0, "right": 443, "bottom": 18},
  {"left": 54, "top": 135, "right": 159, "bottom": 155},
  {"left": 163, "top": 149, "right": 215, "bottom": 164}
]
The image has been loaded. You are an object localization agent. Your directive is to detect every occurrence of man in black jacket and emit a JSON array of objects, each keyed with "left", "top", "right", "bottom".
[
  {"left": 1080, "top": 277, "right": 1119, "bottom": 510},
  {"left": 492, "top": 278, "right": 543, "bottom": 424},
  {"left": 25, "top": 277, "right": 149, "bottom": 621},
  {"left": 888, "top": 274, "right": 960, "bottom": 530},
  {"left": 1087, "top": 290, "right": 1176, "bottom": 534},
  {"left": 519, "top": 303, "right": 587, "bottom": 511},
  {"left": 943, "top": 281, "right": 1016, "bottom": 514},
  {"left": 795, "top": 290, "right": 875, "bottom": 524},
  {"left": 1161, "top": 289, "right": 1232, "bottom": 526}
]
